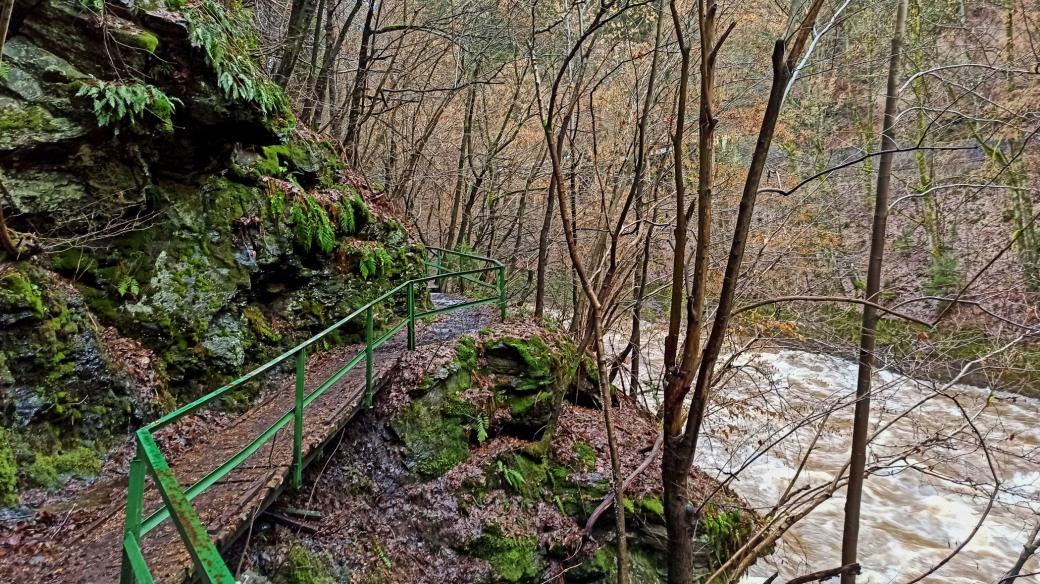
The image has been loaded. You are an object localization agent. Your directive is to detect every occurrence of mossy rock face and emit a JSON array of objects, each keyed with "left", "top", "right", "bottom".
[
  {"left": 566, "top": 545, "right": 667, "bottom": 584},
  {"left": 466, "top": 531, "right": 544, "bottom": 583},
  {"left": 389, "top": 369, "right": 474, "bottom": 478},
  {"left": 0, "top": 429, "right": 18, "bottom": 506},
  {"left": 0, "top": 36, "right": 89, "bottom": 152},
  {"left": 0, "top": 264, "right": 135, "bottom": 436},
  {"left": 0, "top": 0, "right": 429, "bottom": 505},
  {"left": 0, "top": 265, "right": 130, "bottom": 497}
]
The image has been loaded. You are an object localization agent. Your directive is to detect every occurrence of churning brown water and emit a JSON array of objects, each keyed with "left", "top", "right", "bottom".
[{"left": 614, "top": 331, "right": 1040, "bottom": 583}]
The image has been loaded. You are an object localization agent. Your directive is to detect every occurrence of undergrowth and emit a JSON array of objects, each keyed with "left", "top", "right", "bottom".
[{"left": 184, "top": 0, "right": 293, "bottom": 129}]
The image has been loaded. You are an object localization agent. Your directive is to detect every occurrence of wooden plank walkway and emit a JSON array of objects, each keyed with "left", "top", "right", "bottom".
[{"left": 0, "top": 296, "right": 495, "bottom": 583}]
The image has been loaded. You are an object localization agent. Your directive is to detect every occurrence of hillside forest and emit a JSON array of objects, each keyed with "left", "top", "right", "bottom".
[{"left": 1, "top": 0, "right": 1039, "bottom": 582}]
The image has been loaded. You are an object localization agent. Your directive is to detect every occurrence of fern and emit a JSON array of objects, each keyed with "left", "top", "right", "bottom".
[
  {"left": 269, "top": 188, "right": 285, "bottom": 218},
  {"left": 288, "top": 201, "right": 311, "bottom": 250},
  {"left": 184, "top": 0, "right": 291, "bottom": 123},
  {"left": 359, "top": 253, "right": 376, "bottom": 280},
  {"left": 313, "top": 201, "right": 336, "bottom": 254},
  {"left": 474, "top": 413, "right": 489, "bottom": 444},
  {"left": 339, "top": 201, "right": 356, "bottom": 234},
  {"left": 76, "top": 81, "right": 181, "bottom": 132},
  {"left": 497, "top": 460, "right": 526, "bottom": 492},
  {"left": 116, "top": 275, "right": 140, "bottom": 298}
]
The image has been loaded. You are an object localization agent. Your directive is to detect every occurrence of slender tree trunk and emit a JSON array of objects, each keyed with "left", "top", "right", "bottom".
[
  {"left": 534, "top": 175, "right": 555, "bottom": 318},
  {"left": 342, "top": 0, "right": 376, "bottom": 163},
  {"left": 662, "top": 3, "right": 824, "bottom": 581},
  {"left": 0, "top": 178, "right": 19, "bottom": 258},
  {"left": 299, "top": 0, "right": 325, "bottom": 96},
  {"left": 446, "top": 70, "right": 477, "bottom": 248},
  {"left": 999, "top": 520, "right": 1040, "bottom": 584},
  {"left": 0, "top": 0, "right": 13, "bottom": 55},
  {"left": 0, "top": 2, "right": 15, "bottom": 258},
  {"left": 840, "top": 2, "right": 906, "bottom": 581},
  {"left": 274, "top": 0, "right": 320, "bottom": 85},
  {"left": 535, "top": 122, "right": 569, "bottom": 318},
  {"left": 306, "top": 0, "right": 362, "bottom": 126}
]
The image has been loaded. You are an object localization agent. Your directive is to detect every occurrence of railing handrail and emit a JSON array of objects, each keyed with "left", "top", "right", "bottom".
[{"left": 120, "top": 246, "right": 507, "bottom": 584}]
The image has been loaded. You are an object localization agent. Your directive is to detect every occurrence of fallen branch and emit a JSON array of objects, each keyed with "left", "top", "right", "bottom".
[
  {"left": 785, "top": 563, "right": 860, "bottom": 584},
  {"left": 584, "top": 432, "right": 663, "bottom": 535}
]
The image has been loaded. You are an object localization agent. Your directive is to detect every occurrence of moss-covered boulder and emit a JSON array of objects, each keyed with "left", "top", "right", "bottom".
[{"left": 385, "top": 328, "right": 755, "bottom": 583}]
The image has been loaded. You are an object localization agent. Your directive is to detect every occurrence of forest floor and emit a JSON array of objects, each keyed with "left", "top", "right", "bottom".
[{"left": 0, "top": 296, "right": 497, "bottom": 584}]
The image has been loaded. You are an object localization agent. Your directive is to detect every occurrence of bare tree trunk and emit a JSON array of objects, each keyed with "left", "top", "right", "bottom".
[
  {"left": 535, "top": 121, "right": 569, "bottom": 318},
  {"left": 446, "top": 65, "right": 478, "bottom": 248},
  {"left": 0, "top": 178, "right": 19, "bottom": 258},
  {"left": 840, "top": 2, "right": 906, "bottom": 581},
  {"left": 342, "top": 0, "right": 376, "bottom": 163},
  {"left": 0, "top": 1, "right": 15, "bottom": 258},
  {"left": 661, "top": 2, "right": 824, "bottom": 581},
  {"left": 274, "top": 0, "right": 320, "bottom": 85},
  {"left": 305, "top": 0, "right": 362, "bottom": 126},
  {"left": 999, "top": 520, "right": 1040, "bottom": 584},
  {"left": 0, "top": 0, "right": 13, "bottom": 55},
  {"left": 533, "top": 176, "right": 555, "bottom": 318}
]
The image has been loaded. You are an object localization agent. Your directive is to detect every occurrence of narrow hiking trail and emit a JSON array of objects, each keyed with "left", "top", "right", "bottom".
[{"left": 0, "top": 295, "right": 496, "bottom": 584}]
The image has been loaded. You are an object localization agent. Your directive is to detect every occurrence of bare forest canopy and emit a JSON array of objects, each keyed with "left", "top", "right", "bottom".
[{"left": 1, "top": 0, "right": 1040, "bottom": 582}]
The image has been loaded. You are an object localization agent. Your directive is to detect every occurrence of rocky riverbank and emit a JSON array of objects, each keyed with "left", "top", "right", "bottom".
[{"left": 234, "top": 322, "right": 755, "bottom": 583}]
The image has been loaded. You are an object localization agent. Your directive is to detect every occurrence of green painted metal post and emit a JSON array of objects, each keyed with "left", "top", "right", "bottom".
[
  {"left": 136, "top": 431, "right": 235, "bottom": 584},
  {"left": 119, "top": 446, "right": 147, "bottom": 584},
  {"left": 407, "top": 281, "right": 416, "bottom": 350},
  {"left": 497, "top": 265, "right": 507, "bottom": 320},
  {"left": 365, "top": 306, "right": 374, "bottom": 407},
  {"left": 292, "top": 348, "right": 306, "bottom": 487},
  {"left": 434, "top": 252, "right": 443, "bottom": 289}
]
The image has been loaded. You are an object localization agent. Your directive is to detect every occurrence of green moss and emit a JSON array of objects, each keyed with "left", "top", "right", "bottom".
[
  {"left": 25, "top": 446, "right": 101, "bottom": 489},
  {"left": 509, "top": 390, "right": 551, "bottom": 416},
  {"left": 271, "top": 544, "right": 335, "bottom": 584},
  {"left": 699, "top": 507, "right": 752, "bottom": 568},
  {"left": 572, "top": 441, "right": 596, "bottom": 470},
  {"left": 243, "top": 306, "right": 281, "bottom": 342},
  {"left": 0, "top": 271, "right": 46, "bottom": 316},
  {"left": 0, "top": 105, "right": 56, "bottom": 133},
  {"left": 391, "top": 400, "right": 470, "bottom": 477},
  {"left": 456, "top": 336, "right": 478, "bottom": 370},
  {"left": 495, "top": 336, "right": 561, "bottom": 393},
  {"left": 571, "top": 547, "right": 614, "bottom": 580},
  {"left": 637, "top": 495, "right": 664, "bottom": 517},
  {"left": 0, "top": 429, "right": 17, "bottom": 506},
  {"left": 126, "top": 31, "right": 160, "bottom": 53},
  {"left": 468, "top": 532, "right": 543, "bottom": 583},
  {"left": 256, "top": 145, "right": 290, "bottom": 177}
]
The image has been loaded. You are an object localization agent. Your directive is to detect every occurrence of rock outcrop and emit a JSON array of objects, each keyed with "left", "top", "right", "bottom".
[{"left": 0, "top": 0, "right": 422, "bottom": 503}]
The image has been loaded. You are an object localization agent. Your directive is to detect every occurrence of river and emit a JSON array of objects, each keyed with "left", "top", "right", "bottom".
[{"left": 609, "top": 332, "right": 1040, "bottom": 583}]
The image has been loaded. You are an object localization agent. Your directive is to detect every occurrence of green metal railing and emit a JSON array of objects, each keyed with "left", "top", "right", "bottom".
[{"left": 119, "top": 247, "right": 505, "bottom": 584}]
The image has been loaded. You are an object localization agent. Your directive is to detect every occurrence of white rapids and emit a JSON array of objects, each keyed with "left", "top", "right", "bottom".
[{"left": 611, "top": 330, "right": 1040, "bottom": 583}]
